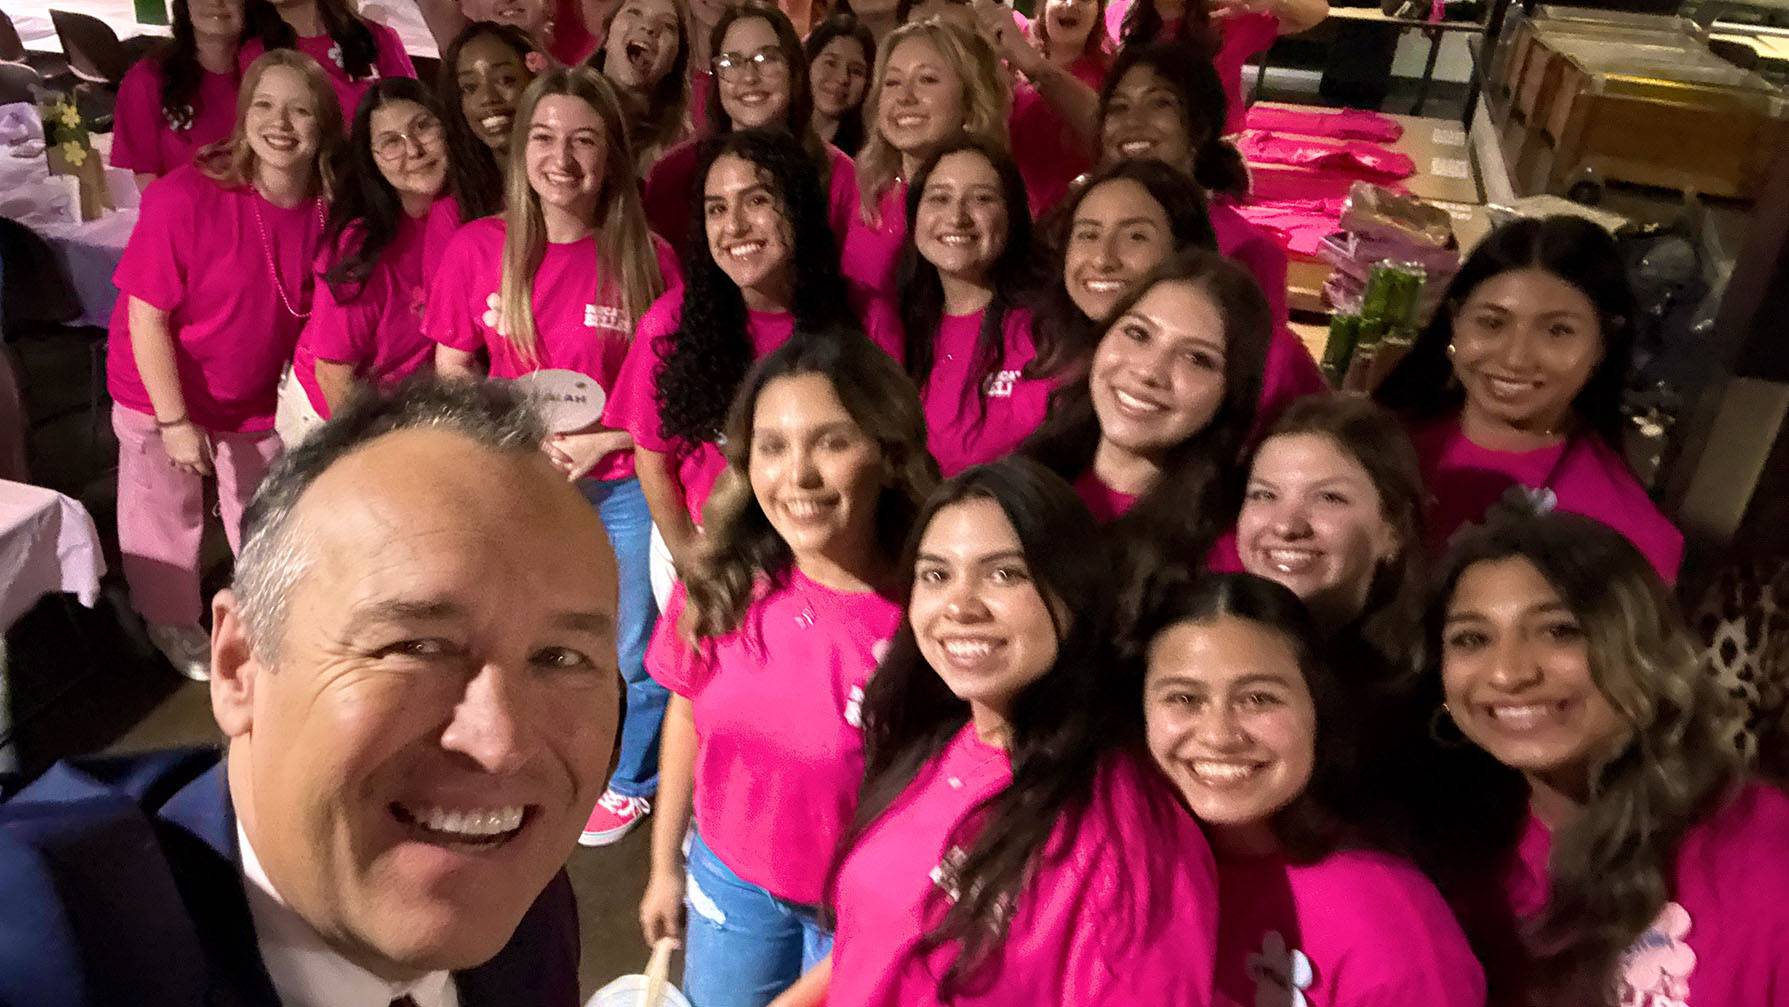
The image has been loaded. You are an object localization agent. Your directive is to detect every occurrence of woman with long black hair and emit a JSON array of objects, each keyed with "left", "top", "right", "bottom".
[
  {"left": 436, "top": 21, "right": 548, "bottom": 226},
  {"left": 239, "top": 0, "right": 417, "bottom": 115},
  {"left": 279, "top": 79, "right": 477, "bottom": 443},
  {"left": 896, "top": 137, "right": 1052, "bottom": 475},
  {"left": 772, "top": 458, "right": 1217, "bottom": 1005},
  {"left": 1375, "top": 216, "right": 1684, "bottom": 581},
  {"left": 804, "top": 14, "right": 874, "bottom": 155},
  {"left": 112, "top": 0, "right": 291, "bottom": 185}
]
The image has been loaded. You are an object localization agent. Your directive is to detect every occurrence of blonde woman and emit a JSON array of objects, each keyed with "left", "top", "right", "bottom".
[
  {"left": 425, "top": 65, "right": 680, "bottom": 845},
  {"left": 841, "top": 18, "right": 1008, "bottom": 295},
  {"left": 104, "top": 49, "right": 342, "bottom": 681}
]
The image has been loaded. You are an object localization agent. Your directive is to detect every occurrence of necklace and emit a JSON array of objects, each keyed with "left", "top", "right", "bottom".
[{"left": 252, "top": 194, "right": 324, "bottom": 319}]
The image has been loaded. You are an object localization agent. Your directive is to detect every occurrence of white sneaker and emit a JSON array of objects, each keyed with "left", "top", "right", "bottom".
[{"left": 147, "top": 623, "right": 211, "bottom": 682}]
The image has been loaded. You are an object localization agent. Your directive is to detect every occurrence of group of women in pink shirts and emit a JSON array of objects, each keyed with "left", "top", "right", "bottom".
[{"left": 103, "top": 0, "right": 1786, "bottom": 1003}]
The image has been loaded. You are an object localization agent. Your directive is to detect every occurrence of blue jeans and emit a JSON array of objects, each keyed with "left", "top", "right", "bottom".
[
  {"left": 683, "top": 829, "right": 833, "bottom": 1007},
  {"left": 579, "top": 476, "right": 665, "bottom": 798}
]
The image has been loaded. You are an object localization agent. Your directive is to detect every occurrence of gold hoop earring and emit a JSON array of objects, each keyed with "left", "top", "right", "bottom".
[{"left": 1428, "top": 703, "right": 1468, "bottom": 749}]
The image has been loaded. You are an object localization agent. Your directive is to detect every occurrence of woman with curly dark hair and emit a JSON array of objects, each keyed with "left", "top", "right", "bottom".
[
  {"left": 773, "top": 458, "right": 1216, "bottom": 1006},
  {"left": 111, "top": 0, "right": 292, "bottom": 185},
  {"left": 638, "top": 334, "right": 938, "bottom": 1005},
  {"left": 603, "top": 126, "right": 904, "bottom": 608},
  {"left": 237, "top": 0, "right": 416, "bottom": 116},
  {"left": 896, "top": 138, "right": 1053, "bottom": 475},
  {"left": 644, "top": 4, "right": 858, "bottom": 256},
  {"left": 1429, "top": 510, "right": 1784, "bottom": 1005}
]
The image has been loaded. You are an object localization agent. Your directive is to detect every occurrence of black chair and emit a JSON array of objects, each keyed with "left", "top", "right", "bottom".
[{"left": 0, "top": 60, "right": 38, "bottom": 105}]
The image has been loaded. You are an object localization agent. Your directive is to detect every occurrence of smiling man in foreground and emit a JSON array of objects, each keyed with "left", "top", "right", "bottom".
[{"left": 0, "top": 379, "right": 620, "bottom": 1007}]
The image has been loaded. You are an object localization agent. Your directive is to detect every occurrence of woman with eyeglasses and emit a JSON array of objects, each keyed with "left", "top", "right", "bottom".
[
  {"left": 278, "top": 80, "right": 474, "bottom": 445},
  {"left": 644, "top": 3, "right": 858, "bottom": 256}
]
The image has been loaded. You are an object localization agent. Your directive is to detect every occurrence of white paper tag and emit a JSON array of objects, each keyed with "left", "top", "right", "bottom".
[
  {"left": 512, "top": 369, "right": 607, "bottom": 433},
  {"left": 1431, "top": 157, "right": 1471, "bottom": 179},
  {"left": 1432, "top": 126, "right": 1468, "bottom": 147}
]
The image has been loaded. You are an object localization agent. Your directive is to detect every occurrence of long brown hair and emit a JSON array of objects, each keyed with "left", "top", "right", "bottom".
[
  {"left": 498, "top": 67, "right": 665, "bottom": 365},
  {"left": 198, "top": 49, "right": 342, "bottom": 199},
  {"left": 1430, "top": 512, "right": 1744, "bottom": 1003},
  {"left": 1246, "top": 396, "right": 1426, "bottom": 679},
  {"left": 590, "top": 0, "right": 693, "bottom": 172},
  {"left": 682, "top": 332, "right": 939, "bottom": 640}
]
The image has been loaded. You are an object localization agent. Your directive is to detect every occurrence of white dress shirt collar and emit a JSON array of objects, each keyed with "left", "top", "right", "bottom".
[{"left": 236, "top": 823, "right": 460, "bottom": 1007}]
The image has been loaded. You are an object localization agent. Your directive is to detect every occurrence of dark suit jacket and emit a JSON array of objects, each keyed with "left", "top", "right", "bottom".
[{"left": 0, "top": 747, "right": 582, "bottom": 1007}]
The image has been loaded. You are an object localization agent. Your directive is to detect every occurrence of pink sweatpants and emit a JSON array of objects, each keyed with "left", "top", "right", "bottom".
[{"left": 112, "top": 406, "right": 282, "bottom": 626}]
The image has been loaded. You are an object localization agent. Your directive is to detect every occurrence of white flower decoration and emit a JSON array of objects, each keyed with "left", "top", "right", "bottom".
[
  {"left": 327, "top": 42, "right": 345, "bottom": 69},
  {"left": 480, "top": 292, "right": 506, "bottom": 335},
  {"left": 164, "top": 103, "right": 195, "bottom": 132},
  {"left": 1247, "top": 931, "right": 1314, "bottom": 1007}
]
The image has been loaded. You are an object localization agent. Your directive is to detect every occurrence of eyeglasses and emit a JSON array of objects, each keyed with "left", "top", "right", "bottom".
[
  {"left": 372, "top": 116, "right": 445, "bottom": 161},
  {"left": 713, "top": 47, "right": 788, "bottom": 79}
]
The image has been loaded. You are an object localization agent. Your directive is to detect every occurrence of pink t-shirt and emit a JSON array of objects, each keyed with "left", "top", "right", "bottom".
[
  {"left": 1505, "top": 781, "right": 1789, "bottom": 1006},
  {"left": 1102, "top": 6, "right": 1280, "bottom": 134},
  {"left": 424, "top": 216, "right": 681, "bottom": 481},
  {"left": 1211, "top": 199, "right": 1326, "bottom": 425},
  {"left": 829, "top": 730, "right": 1218, "bottom": 1006},
  {"left": 293, "top": 206, "right": 437, "bottom": 417},
  {"left": 421, "top": 193, "right": 466, "bottom": 278},
  {"left": 840, "top": 183, "right": 907, "bottom": 296},
  {"left": 1072, "top": 468, "right": 1137, "bottom": 523},
  {"left": 1407, "top": 417, "right": 1685, "bottom": 582},
  {"left": 644, "top": 138, "right": 859, "bottom": 259},
  {"left": 922, "top": 307, "right": 1056, "bottom": 476},
  {"left": 1216, "top": 849, "right": 1486, "bottom": 1006},
  {"left": 647, "top": 574, "right": 901, "bottom": 904},
  {"left": 239, "top": 22, "right": 416, "bottom": 118},
  {"left": 600, "top": 283, "right": 905, "bottom": 521},
  {"left": 110, "top": 58, "right": 238, "bottom": 177},
  {"left": 1011, "top": 74, "right": 1096, "bottom": 218},
  {"left": 107, "top": 164, "right": 324, "bottom": 432}
]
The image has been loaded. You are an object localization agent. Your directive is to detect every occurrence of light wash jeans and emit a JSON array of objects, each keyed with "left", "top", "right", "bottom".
[
  {"left": 682, "top": 829, "right": 833, "bottom": 1007},
  {"left": 579, "top": 476, "right": 665, "bottom": 798}
]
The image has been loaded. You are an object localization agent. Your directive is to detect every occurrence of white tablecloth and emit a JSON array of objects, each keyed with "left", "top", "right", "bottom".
[
  {"left": 12, "top": 0, "right": 439, "bottom": 58},
  {"left": 0, "top": 480, "right": 105, "bottom": 632},
  {"left": 0, "top": 105, "right": 135, "bottom": 328}
]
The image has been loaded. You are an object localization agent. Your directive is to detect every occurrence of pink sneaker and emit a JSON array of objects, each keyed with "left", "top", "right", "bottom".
[{"left": 579, "top": 790, "right": 652, "bottom": 847}]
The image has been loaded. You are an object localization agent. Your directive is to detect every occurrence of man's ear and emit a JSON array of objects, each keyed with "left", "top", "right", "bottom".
[{"left": 209, "top": 589, "right": 261, "bottom": 739}]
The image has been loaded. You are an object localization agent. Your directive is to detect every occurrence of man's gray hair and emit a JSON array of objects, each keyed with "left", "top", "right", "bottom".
[{"left": 233, "top": 378, "right": 549, "bottom": 661}]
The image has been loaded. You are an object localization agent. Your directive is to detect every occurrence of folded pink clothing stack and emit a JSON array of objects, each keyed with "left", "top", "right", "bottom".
[
  {"left": 1231, "top": 197, "right": 1350, "bottom": 257},
  {"left": 1317, "top": 183, "right": 1460, "bottom": 318},
  {"left": 1242, "top": 105, "right": 1405, "bottom": 142},
  {"left": 1236, "top": 131, "right": 1418, "bottom": 182}
]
